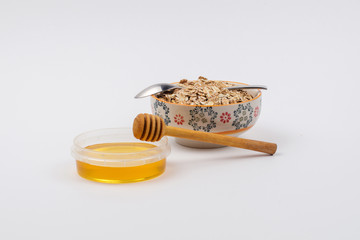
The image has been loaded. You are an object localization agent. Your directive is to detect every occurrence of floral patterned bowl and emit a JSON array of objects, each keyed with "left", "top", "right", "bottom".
[{"left": 150, "top": 82, "right": 262, "bottom": 148}]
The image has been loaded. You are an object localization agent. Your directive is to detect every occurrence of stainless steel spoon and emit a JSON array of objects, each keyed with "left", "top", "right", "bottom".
[
  {"left": 134, "top": 83, "right": 182, "bottom": 98},
  {"left": 134, "top": 83, "right": 267, "bottom": 98}
]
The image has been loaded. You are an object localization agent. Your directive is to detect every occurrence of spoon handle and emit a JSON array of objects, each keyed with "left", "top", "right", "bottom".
[
  {"left": 165, "top": 126, "right": 277, "bottom": 155},
  {"left": 227, "top": 85, "right": 268, "bottom": 90}
]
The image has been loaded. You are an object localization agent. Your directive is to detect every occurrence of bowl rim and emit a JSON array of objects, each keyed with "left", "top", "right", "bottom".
[{"left": 151, "top": 81, "right": 262, "bottom": 107}]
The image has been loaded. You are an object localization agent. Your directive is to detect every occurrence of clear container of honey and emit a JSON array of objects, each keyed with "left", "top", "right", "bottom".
[{"left": 71, "top": 128, "right": 170, "bottom": 183}]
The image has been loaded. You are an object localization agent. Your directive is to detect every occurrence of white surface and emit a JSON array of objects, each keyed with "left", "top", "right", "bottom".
[{"left": 1, "top": 0, "right": 359, "bottom": 239}]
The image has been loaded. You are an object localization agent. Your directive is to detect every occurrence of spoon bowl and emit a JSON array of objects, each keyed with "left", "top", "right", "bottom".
[{"left": 135, "top": 83, "right": 183, "bottom": 98}]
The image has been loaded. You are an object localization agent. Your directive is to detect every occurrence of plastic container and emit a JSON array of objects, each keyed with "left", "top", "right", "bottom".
[{"left": 71, "top": 128, "right": 170, "bottom": 183}]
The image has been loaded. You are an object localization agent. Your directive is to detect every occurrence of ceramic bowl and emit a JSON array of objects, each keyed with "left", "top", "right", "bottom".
[{"left": 150, "top": 82, "right": 262, "bottom": 148}]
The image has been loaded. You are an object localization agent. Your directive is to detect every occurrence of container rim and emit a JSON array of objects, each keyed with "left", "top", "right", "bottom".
[{"left": 71, "top": 128, "right": 170, "bottom": 164}]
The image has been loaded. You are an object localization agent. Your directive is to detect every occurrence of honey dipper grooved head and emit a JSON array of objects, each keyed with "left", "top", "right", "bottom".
[{"left": 133, "top": 113, "right": 165, "bottom": 142}]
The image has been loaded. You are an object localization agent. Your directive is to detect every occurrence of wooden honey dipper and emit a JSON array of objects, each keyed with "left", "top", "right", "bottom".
[{"left": 133, "top": 113, "right": 277, "bottom": 155}]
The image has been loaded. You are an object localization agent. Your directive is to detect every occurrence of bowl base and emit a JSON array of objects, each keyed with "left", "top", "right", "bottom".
[
  {"left": 175, "top": 137, "right": 227, "bottom": 149},
  {"left": 174, "top": 130, "right": 252, "bottom": 149}
]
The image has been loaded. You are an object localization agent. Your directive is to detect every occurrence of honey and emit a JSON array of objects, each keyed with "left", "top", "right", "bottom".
[{"left": 76, "top": 142, "right": 166, "bottom": 183}]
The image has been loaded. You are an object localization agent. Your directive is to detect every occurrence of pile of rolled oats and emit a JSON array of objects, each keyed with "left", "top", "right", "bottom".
[{"left": 156, "top": 76, "right": 254, "bottom": 105}]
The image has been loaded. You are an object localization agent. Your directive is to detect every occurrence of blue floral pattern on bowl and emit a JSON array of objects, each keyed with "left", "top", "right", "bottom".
[
  {"left": 232, "top": 103, "right": 254, "bottom": 130},
  {"left": 188, "top": 107, "right": 218, "bottom": 132},
  {"left": 153, "top": 100, "right": 171, "bottom": 125}
]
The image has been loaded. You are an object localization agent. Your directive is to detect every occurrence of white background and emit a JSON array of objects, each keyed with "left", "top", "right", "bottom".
[{"left": 1, "top": 0, "right": 359, "bottom": 239}]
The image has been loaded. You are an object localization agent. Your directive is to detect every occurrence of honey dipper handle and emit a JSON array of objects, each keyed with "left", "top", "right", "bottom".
[{"left": 165, "top": 126, "right": 277, "bottom": 155}]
